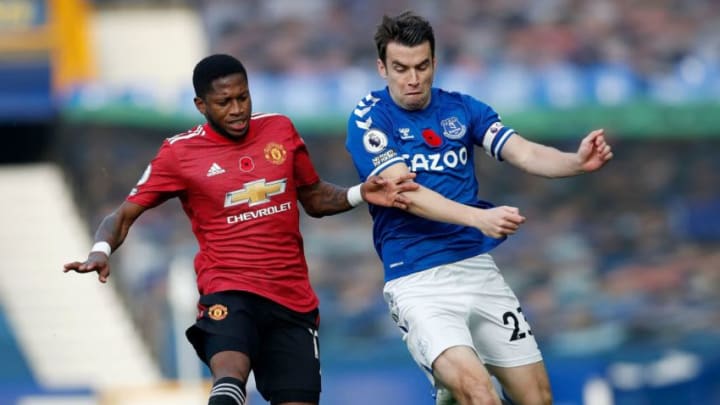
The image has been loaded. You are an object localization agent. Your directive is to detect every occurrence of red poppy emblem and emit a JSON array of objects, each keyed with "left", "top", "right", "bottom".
[
  {"left": 422, "top": 128, "right": 443, "bottom": 147},
  {"left": 239, "top": 156, "right": 255, "bottom": 172}
]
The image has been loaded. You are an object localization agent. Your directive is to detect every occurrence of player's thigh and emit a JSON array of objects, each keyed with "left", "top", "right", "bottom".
[
  {"left": 384, "top": 269, "right": 476, "bottom": 383},
  {"left": 254, "top": 304, "right": 321, "bottom": 404},
  {"left": 185, "top": 291, "right": 262, "bottom": 373},
  {"left": 468, "top": 261, "right": 542, "bottom": 368},
  {"left": 486, "top": 361, "right": 552, "bottom": 405},
  {"left": 432, "top": 345, "right": 494, "bottom": 392}
]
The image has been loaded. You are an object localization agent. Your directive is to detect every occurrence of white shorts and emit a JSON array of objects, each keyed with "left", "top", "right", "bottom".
[{"left": 383, "top": 253, "right": 542, "bottom": 382}]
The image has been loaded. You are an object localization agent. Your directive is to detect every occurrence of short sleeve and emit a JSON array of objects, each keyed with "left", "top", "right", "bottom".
[
  {"left": 293, "top": 138, "right": 320, "bottom": 187},
  {"left": 126, "top": 141, "right": 185, "bottom": 208},
  {"left": 345, "top": 101, "right": 404, "bottom": 180},
  {"left": 465, "top": 95, "right": 516, "bottom": 161},
  {"left": 289, "top": 122, "right": 320, "bottom": 187}
]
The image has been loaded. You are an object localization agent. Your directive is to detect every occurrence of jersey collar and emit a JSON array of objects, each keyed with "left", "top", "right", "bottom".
[{"left": 202, "top": 122, "right": 250, "bottom": 144}]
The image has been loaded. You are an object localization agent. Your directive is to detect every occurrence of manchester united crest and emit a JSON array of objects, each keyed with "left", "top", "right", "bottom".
[
  {"left": 264, "top": 142, "right": 287, "bottom": 165},
  {"left": 208, "top": 304, "right": 228, "bottom": 321}
]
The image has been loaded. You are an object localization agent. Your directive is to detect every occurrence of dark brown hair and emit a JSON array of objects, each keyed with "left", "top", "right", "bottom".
[{"left": 374, "top": 11, "right": 435, "bottom": 64}]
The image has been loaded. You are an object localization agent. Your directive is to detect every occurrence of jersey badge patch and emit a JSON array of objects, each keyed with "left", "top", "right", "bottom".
[
  {"left": 441, "top": 117, "right": 467, "bottom": 140},
  {"left": 239, "top": 156, "right": 255, "bottom": 172},
  {"left": 363, "top": 129, "right": 388, "bottom": 154},
  {"left": 371, "top": 150, "right": 397, "bottom": 167},
  {"left": 422, "top": 128, "right": 443, "bottom": 147},
  {"left": 264, "top": 142, "right": 287, "bottom": 165},
  {"left": 208, "top": 304, "right": 228, "bottom": 321}
]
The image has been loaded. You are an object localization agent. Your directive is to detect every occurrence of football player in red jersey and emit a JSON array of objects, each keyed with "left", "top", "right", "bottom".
[{"left": 63, "top": 54, "right": 418, "bottom": 405}]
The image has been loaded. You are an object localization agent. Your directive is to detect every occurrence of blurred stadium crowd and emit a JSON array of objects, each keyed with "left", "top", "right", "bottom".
[
  {"left": 58, "top": 0, "right": 720, "bottom": 384},
  {"left": 204, "top": 0, "right": 720, "bottom": 78}
]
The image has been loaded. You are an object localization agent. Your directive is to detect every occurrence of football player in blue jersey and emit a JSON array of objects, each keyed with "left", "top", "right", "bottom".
[{"left": 345, "top": 11, "right": 613, "bottom": 405}]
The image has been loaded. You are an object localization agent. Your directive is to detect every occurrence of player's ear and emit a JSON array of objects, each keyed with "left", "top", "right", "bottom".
[
  {"left": 194, "top": 96, "right": 206, "bottom": 115},
  {"left": 377, "top": 59, "right": 387, "bottom": 79}
]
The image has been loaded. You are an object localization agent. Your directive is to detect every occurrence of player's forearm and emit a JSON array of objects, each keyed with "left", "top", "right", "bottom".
[
  {"left": 92, "top": 202, "right": 145, "bottom": 252},
  {"left": 298, "top": 181, "right": 353, "bottom": 218},
  {"left": 501, "top": 134, "right": 583, "bottom": 178},
  {"left": 403, "top": 185, "right": 477, "bottom": 227},
  {"left": 512, "top": 143, "right": 584, "bottom": 178},
  {"left": 93, "top": 211, "right": 130, "bottom": 251}
]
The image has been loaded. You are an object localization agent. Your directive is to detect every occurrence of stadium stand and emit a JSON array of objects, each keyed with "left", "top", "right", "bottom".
[
  {"left": 0, "top": 164, "right": 161, "bottom": 402},
  {"left": 0, "top": 301, "right": 34, "bottom": 383}
]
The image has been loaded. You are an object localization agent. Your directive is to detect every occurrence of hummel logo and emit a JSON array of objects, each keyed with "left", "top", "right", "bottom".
[
  {"left": 207, "top": 162, "right": 226, "bottom": 177},
  {"left": 399, "top": 128, "right": 414, "bottom": 140}
]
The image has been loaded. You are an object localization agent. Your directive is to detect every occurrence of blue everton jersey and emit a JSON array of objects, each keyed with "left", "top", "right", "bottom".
[{"left": 345, "top": 87, "right": 516, "bottom": 281}]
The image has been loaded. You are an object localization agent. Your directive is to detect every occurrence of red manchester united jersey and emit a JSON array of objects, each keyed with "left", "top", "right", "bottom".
[{"left": 127, "top": 113, "right": 321, "bottom": 312}]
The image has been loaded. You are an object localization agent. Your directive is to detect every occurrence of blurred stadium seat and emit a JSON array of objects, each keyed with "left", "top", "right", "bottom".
[{"left": 0, "top": 164, "right": 161, "bottom": 404}]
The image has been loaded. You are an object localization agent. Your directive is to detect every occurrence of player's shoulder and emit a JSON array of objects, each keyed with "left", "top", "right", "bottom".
[
  {"left": 435, "top": 87, "right": 479, "bottom": 104},
  {"left": 351, "top": 89, "right": 389, "bottom": 116},
  {"left": 435, "top": 87, "right": 494, "bottom": 115},
  {"left": 352, "top": 88, "right": 385, "bottom": 103},
  {"left": 251, "top": 112, "right": 291, "bottom": 124},
  {"left": 349, "top": 89, "right": 391, "bottom": 134},
  {"left": 252, "top": 112, "right": 306, "bottom": 148},
  {"left": 165, "top": 124, "right": 206, "bottom": 146},
  {"left": 250, "top": 112, "right": 297, "bottom": 131}
]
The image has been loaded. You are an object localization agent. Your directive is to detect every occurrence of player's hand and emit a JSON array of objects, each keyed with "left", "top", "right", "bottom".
[
  {"left": 577, "top": 129, "right": 613, "bottom": 172},
  {"left": 63, "top": 252, "right": 112, "bottom": 283},
  {"left": 472, "top": 205, "right": 526, "bottom": 238},
  {"left": 362, "top": 172, "right": 419, "bottom": 209}
]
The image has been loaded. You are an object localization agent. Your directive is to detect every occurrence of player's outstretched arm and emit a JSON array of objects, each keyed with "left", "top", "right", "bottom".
[
  {"left": 297, "top": 173, "right": 418, "bottom": 218},
  {"left": 63, "top": 201, "right": 147, "bottom": 283},
  {"left": 379, "top": 163, "right": 526, "bottom": 238},
  {"left": 404, "top": 185, "right": 525, "bottom": 239},
  {"left": 501, "top": 129, "right": 613, "bottom": 178}
]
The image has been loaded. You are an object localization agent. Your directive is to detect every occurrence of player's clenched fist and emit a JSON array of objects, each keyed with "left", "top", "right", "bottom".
[{"left": 471, "top": 205, "right": 526, "bottom": 238}]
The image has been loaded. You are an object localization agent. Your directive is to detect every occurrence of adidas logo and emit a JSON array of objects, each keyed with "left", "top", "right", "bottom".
[{"left": 206, "top": 162, "right": 226, "bottom": 177}]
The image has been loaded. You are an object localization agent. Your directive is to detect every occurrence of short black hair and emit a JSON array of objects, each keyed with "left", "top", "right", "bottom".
[
  {"left": 374, "top": 11, "right": 435, "bottom": 64},
  {"left": 192, "top": 54, "right": 248, "bottom": 98}
]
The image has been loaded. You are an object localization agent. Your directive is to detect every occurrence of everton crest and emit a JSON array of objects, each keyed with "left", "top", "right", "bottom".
[{"left": 441, "top": 117, "right": 466, "bottom": 140}]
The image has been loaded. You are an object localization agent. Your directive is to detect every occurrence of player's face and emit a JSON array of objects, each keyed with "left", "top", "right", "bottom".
[
  {"left": 378, "top": 41, "right": 435, "bottom": 111},
  {"left": 194, "top": 73, "right": 252, "bottom": 139}
]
